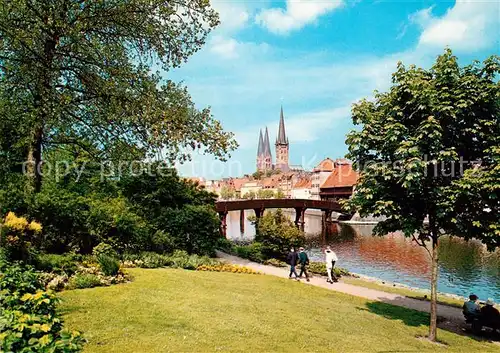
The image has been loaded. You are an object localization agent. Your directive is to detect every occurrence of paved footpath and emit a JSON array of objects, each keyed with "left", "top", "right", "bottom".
[{"left": 217, "top": 251, "right": 463, "bottom": 323}]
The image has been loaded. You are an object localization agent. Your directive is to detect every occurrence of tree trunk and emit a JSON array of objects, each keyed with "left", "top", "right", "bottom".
[
  {"left": 26, "top": 127, "right": 44, "bottom": 193},
  {"left": 428, "top": 231, "right": 439, "bottom": 341}
]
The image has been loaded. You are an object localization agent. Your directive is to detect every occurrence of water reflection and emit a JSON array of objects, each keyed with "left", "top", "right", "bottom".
[{"left": 225, "top": 210, "right": 500, "bottom": 301}]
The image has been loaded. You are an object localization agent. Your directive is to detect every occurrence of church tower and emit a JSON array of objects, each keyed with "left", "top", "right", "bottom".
[
  {"left": 275, "top": 106, "right": 289, "bottom": 171},
  {"left": 256, "top": 129, "right": 264, "bottom": 171},
  {"left": 263, "top": 127, "right": 273, "bottom": 171},
  {"left": 256, "top": 127, "right": 272, "bottom": 172}
]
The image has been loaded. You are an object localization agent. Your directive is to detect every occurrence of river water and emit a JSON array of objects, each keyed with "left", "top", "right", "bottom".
[{"left": 226, "top": 210, "right": 500, "bottom": 302}]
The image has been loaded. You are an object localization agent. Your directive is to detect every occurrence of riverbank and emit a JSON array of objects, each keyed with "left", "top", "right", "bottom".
[
  {"left": 216, "top": 251, "right": 466, "bottom": 322},
  {"left": 61, "top": 268, "right": 499, "bottom": 352}
]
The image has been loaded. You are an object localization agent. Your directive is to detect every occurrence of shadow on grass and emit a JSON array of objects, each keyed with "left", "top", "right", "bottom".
[{"left": 358, "top": 299, "right": 500, "bottom": 344}]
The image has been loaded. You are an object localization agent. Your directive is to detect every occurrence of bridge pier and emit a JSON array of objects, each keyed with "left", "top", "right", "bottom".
[
  {"left": 322, "top": 209, "right": 333, "bottom": 236},
  {"left": 294, "top": 207, "right": 306, "bottom": 231},
  {"left": 253, "top": 208, "right": 265, "bottom": 235},
  {"left": 218, "top": 211, "right": 228, "bottom": 237},
  {"left": 239, "top": 209, "right": 245, "bottom": 234}
]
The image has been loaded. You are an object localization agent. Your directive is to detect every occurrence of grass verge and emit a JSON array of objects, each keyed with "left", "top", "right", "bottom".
[
  {"left": 342, "top": 277, "right": 465, "bottom": 308},
  {"left": 60, "top": 268, "right": 497, "bottom": 353}
]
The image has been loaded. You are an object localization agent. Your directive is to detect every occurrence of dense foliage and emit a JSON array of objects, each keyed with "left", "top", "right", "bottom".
[
  {"left": 0, "top": 261, "right": 84, "bottom": 352},
  {"left": 344, "top": 49, "right": 499, "bottom": 341},
  {"left": 0, "top": 168, "right": 221, "bottom": 256},
  {"left": 0, "top": 0, "right": 236, "bottom": 192},
  {"left": 253, "top": 209, "right": 305, "bottom": 259}
]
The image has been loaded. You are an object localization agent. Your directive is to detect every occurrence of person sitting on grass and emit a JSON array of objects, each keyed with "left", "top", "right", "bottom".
[
  {"left": 480, "top": 299, "right": 500, "bottom": 330},
  {"left": 463, "top": 294, "right": 481, "bottom": 321},
  {"left": 298, "top": 247, "right": 310, "bottom": 282}
]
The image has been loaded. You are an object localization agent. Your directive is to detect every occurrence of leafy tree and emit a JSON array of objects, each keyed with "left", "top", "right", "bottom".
[
  {"left": 345, "top": 50, "right": 499, "bottom": 341},
  {"left": 257, "top": 189, "right": 275, "bottom": 199},
  {"left": 275, "top": 188, "right": 285, "bottom": 199},
  {"left": 220, "top": 185, "right": 235, "bottom": 200},
  {"left": 242, "top": 191, "right": 256, "bottom": 200},
  {"left": 252, "top": 171, "right": 264, "bottom": 180},
  {"left": 251, "top": 209, "right": 305, "bottom": 259},
  {"left": 0, "top": 0, "right": 236, "bottom": 192}
]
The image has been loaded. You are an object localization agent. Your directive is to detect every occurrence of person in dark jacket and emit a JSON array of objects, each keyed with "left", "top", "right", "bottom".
[
  {"left": 298, "top": 247, "right": 310, "bottom": 282},
  {"left": 286, "top": 247, "right": 299, "bottom": 279},
  {"left": 480, "top": 299, "right": 500, "bottom": 329}
]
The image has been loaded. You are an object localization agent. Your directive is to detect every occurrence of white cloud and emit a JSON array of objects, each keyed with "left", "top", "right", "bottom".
[
  {"left": 209, "top": 35, "right": 270, "bottom": 60},
  {"left": 210, "top": 0, "right": 250, "bottom": 32},
  {"left": 256, "top": 0, "right": 344, "bottom": 34},
  {"left": 413, "top": 1, "right": 499, "bottom": 51},
  {"left": 210, "top": 36, "right": 239, "bottom": 59}
]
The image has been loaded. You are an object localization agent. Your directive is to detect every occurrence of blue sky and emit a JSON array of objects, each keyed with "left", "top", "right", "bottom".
[{"left": 171, "top": 0, "right": 499, "bottom": 179}]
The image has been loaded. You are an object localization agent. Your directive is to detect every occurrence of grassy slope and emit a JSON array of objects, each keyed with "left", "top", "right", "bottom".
[{"left": 60, "top": 269, "right": 497, "bottom": 353}]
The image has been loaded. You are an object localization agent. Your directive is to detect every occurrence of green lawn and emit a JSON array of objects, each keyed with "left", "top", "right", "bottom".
[{"left": 60, "top": 269, "right": 498, "bottom": 353}]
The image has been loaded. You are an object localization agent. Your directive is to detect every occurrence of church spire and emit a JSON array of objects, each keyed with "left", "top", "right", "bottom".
[
  {"left": 276, "top": 105, "right": 288, "bottom": 145},
  {"left": 263, "top": 127, "right": 271, "bottom": 156},
  {"left": 257, "top": 129, "right": 264, "bottom": 156}
]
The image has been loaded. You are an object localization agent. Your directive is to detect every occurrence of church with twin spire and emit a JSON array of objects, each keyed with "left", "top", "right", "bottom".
[{"left": 256, "top": 106, "right": 289, "bottom": 172}]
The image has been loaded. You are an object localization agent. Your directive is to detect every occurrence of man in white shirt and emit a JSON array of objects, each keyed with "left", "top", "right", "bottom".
[{"left": 325, "top": 246, "right": 338, "bottom": 283}]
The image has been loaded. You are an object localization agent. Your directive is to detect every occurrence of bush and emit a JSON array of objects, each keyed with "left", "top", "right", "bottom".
[
  {"left": 92, "top": 242, "right": 117, "bottom": 258},
  {"left": 215, "top": 238, "right": 234, "bottom": 253},
  {"left": 97, "top": 255, "right": 120, "bottom": 276},
  {"left": 263, "top": 258, "right": 287, "bottom": 267},
  {"left": 234, "top": 243, "right": 265, "bottom": 263},
  {"left": 0, "top": 211, "right": 42, "bottom": 262},
  {"left": 68, "top": 273, "right": 102, "bottom": 289},
  {"left": 121, "top": 250, "right": 219, "bottom": 270},
  {"left": 308, "top": 262, "right": 350, "bottom": 277},
  {"left": 0, "top": 262, "right": 84, "bottom": 352},
  {"left": 35, "top": 253, "right": 80, "bottom": 276},
  {"left": 253, "top": 209, "right": 305, "bottom": 260}
]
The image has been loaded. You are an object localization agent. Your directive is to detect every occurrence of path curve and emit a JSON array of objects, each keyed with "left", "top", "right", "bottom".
[{"left": 217, "top": 251, "right": 464, "bottom": 322}]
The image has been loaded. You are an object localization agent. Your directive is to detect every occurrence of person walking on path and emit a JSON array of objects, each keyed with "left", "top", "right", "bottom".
[
  {"left": 325, "top": 246, "right": 338, "bottom": 283},
  {"left": 298, "top": 247, "right": 310, "bottom": 282},
  {"left": 286, "top": 247, "right": 299, "bottom": 280}
]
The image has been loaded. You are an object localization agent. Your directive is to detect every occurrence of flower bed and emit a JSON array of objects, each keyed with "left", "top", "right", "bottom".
[{"left": 197, "top": 264, "right": 260, "bottom": 274}]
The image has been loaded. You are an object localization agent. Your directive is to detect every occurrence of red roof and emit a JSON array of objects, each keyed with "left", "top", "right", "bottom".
[
  {"left": 313, "top": 158, "right": 335, "bottom": 172},
  {"left": 320, "top": 164, "right": 358, "bottom": 189},
  {"left": 232, "top": 178, "right": 249, "bottom": 191},
  {"left": 293, "top": 178, "right": 312, "bottom": 189}
]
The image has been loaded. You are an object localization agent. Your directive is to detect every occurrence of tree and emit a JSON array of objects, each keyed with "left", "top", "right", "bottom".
[
  {"left": 275, "top": 188, "right": 285, "bottom": 199},
  {"left": 220, "top": 185, "right": 235, "bottom": 200},
  {"left": 251, "top": 209, "right": 305, "bottom": 259},
  {"left": 0, "top": 0, "right": 236, "bottom": 192},
  {"left": 252, "top": 170, "right": 264, "bottom": 180},
  {"left": 257, "top": 189, "right": 274, "bottom": 199},
  {"left": 345, "top": 50, "right": 499, "bottom": 341}
]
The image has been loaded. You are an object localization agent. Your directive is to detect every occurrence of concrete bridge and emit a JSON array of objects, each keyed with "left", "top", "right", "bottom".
[{"left": 215, "top": 199, "right": 351, "bottom": 236}]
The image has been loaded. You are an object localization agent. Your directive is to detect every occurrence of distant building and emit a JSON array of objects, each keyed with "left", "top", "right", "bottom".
[
  {"left": 311, "top": 158, "right": 336, "bottom": 199},
  {"left": 320, "top": 161, "right": 359, "bottom": 200},
  {"left": 291, "top": 177, "right": 312, "bottom": 199},
  {"left": 240, "top": 181, "right": 261, "bottom": 198}
]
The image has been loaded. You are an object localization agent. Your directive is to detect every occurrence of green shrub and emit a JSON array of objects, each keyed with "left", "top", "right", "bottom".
[
  {"left": 97, "top": 255, "right": 120, "bottom": 276},
  {"left": 92, "top": 242, "right": 117, "bottom": 258},
  {"left": 252, "top": 209, "right": 305, "bottom": 260},
  {"left": 68, "top": 273, "right": 102, "bottom": 289},
  {"left": 215, "top": 238, "right": 234, "bottom": 253},
  {"left": 308, "top": 262, "right": 350, "bottom": 277},
  {"left": 0, "top": 262, "right": 84, "bottom": 352},
  {"left": 234, "top": 242, "right": 265, "bottom": 263},
  {"left": 121, "top": 250, "right": 219, "bottom": 270},
  {"left": 36, "top": 253, "right": 80, "bottom": 276},
  {"left": 263, "top": 258, "right": 287, "bottom": 267}
]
